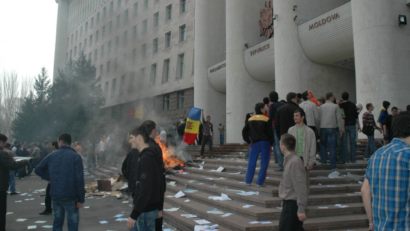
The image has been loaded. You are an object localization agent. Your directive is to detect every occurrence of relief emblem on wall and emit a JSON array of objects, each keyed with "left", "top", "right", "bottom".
[{"left": 259, "top": 1, "right": 273, "bottom": 38}]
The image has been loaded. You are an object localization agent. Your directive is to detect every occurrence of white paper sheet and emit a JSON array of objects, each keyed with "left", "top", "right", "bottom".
[
  {"left": 16, "top": 218, "right": 27, "bottom": 222},
  {"left": 328, "top": 171, "right": 340, "bottom": 178},
  {"left": 163, "top": 207, "right": 180, "bottom": 212},
  {"left": 42, "top": 225, "right": 53, "bottom": 228},
  {"left": 181, "top": 214, "right": 197, "bottom": 218},
  {"left": 249, "top": 221, "right": 259, "bottom": 224},
  {"left": 260, "top": 221, "right": 272, "bottom": 224},
  {"left": 207, "top": 210, "right": 224, "bottom": 214},
  {"left": 174, "top": 191, "right": 186, "bottom": 198},
  {"left": 27, "top": 225, "right": 37, "bottom": 229},
  {"left": 115, "top": 218, "right": 128, "bottom": 221},
  {"left": 229, "top": 172, "right": 241, "bottom": 174},
  {"left": 243, "top": 204, "right": 254, "bottom": 208},
  {"left": 34, "top": 221, "right": 47, "bottom": 223},
  {"left": 221, "top": 213, "right": 233, "bottom": 217},
  {"left": 208, "top": 193, "right": 231, "bottom": 201},
  {"left": 237, "top": 191, "right": 259, "bottom": 196},
  {"left": 99, "top": 220, "right": 108, "bottom": 224},
  {"left": 194, "top": 219, "right": 211, "bottom": 225}
]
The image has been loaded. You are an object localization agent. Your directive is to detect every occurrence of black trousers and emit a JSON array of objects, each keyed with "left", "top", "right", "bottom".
[
  {"left": 45, "top": 184, "right": 52, "bottom": 212},
  {"left": 279, "top": 200, "right": 304, "bottom": 231},
  {"left": 0, "top": 191, "right": 7, "bottom": 231},
  {"left": 155, "top": 217, "right": 163, "bottom": 231},
  {"left": 200, "top": 135, "right": 213, "bottom": 157}
]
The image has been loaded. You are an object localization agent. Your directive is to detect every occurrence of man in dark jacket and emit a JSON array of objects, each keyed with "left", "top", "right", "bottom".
[
  {"left": 126, "top": 126, "right": 164, "bottom": 231},
  {"left": 275, "top": 92, "right": 300, "bottom": 171},
  {"left": 339, "top": 92, "right": 361, "bottom": 163},
  {"left": 242, "top": 103, "right": 274, "bottom": 187},
  {"left": 16, "top": 141, "right": 28, "bottom": 179},
  {"left": 269, "top": 91, "right": 285, "bottom": 168},
  {"left": 122, "top": 120, "right": 165, "bottom": 231},
  {"left": 35, "top": 133, "right": 85, "bottom": 231},
  {"left": 0, "top": 133, "right": 29, "bottom": 231}
]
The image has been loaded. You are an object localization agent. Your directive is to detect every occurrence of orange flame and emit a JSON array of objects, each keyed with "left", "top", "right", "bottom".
[{"left": 155, "top": 135, "right": 185, "bottom": 169}]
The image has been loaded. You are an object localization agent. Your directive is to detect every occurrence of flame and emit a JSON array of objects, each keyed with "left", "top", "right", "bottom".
[{"left": 155, "top": 135, "right": 185, "bottom": 169}]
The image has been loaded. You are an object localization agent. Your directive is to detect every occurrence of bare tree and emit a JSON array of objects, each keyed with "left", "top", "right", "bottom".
[{"left": 0, "top": 71, "right": 33, "bottom": 140}]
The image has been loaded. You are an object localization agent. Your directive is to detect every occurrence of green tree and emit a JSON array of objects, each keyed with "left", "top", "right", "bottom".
[{"left": 11, "top": 92, "right": 36, "bottom": 142}]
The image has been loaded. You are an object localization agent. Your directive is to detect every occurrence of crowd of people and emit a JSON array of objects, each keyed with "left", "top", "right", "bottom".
[
  {"left": 241, "top": 90, "right": 410, "bottom": 230},
  {"left": 0, "top": 89, "right": 409, "bottom": 231}
]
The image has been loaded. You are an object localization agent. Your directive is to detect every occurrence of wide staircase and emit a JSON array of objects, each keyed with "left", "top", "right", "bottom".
[{"left": 163, "top": 141, "right": 380, "bottom": 231}]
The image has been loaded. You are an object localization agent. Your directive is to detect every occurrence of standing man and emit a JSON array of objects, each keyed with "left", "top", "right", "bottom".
[
  {"left": 275, "top": 92, "right": 300, "bottom": 171},
  {"left": 339, "top": 92, "right": 361, "bottom": 163},
  {"left": 35, "top": 133, "right": 85, "bottom": 231},
  {"left": 40, "top": 141, "right": 59, "bottom": 215},
  {"left": 218, "top": 124, "right": 225, "bottom": 145},
  {"left": 0, "top": 134, "right": 29, "bottom": 231},
  {"left": 377, "top": 101, "right": 390, "bottom": 146},
  {"left": 99, "top": 138, "right": 105, "bottom": 166},
  {"left": 126, "top": 126, "right": 164, "bottom": 231},
  {"left": 242, "top": 103, "right": 274, "bottom": 187},
  {"left": 361, "top": 111, "right": 410, "bottom": 230},
  {"left": 28, "top": 142, "right": 41, "bottom": 175},
  {"left": 278, "top": 134, "right": 308, "bottom": 231},
  {"left": 4, "top": 143, "right": 18, "bottom": 195},
  {"left": 269, "top": 91, "right": 285, "bottom": 165},
  {"left": 85, "top": 140, "right": 96, "bottom": 173},
  {"left": 177, "top": 119, "right": 186, "bottom": 143},
  {"left": 288, "top": 109, "right": 316, "bottom": 195},
  {"left": 200, "top": 109, "right": 214, "bottom": 158},
  {"left": 122, "top": 120, "right": 166, "bottom": 231},
  {"left": 300, "top": 91, "right": 319, "bottom": 134},
  {"left": 318, "top": 92, "right": 344, "bottom": 170},
  {"left": 383, "top": 107, "right": 398, "bottom": 143}
]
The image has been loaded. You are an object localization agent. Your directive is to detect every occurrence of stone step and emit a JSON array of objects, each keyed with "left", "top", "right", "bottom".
[
  {"left": 191, "top": 158, "right": 369, "bottom": 170},
  {"left": 164, "top": 195, "right": 368, "bottom": 231},
  {"left": 167, "top": 173, "right": 364, "bottom": 207},
  {"left": 165, "top": 184, "right": 366, "bottom": 221},
  {"left": 178, "top": 168, "right": 364, "bottom": 186},
  {"left": 166, "top": 174, "right": 363, "bottom": 197},
  {"left": 187, "top": 163, "right": 366, "bottom": 177},
  {"left": 165, "top": 195, "right": 276, "bottom": 231},
  {"left": 163, "top": 202, "right": 231, "bottom": 231}
]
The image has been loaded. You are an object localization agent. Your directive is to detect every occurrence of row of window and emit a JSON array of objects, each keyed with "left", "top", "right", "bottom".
[
  {"left": 67, "top": 24, "right": 186, "bottom": 63},
  {"left": 101, "top": 53, "right": 186, "bottom": 100},
  {"left": 68, "top": 0, "right": 187, "bottom": 47}
]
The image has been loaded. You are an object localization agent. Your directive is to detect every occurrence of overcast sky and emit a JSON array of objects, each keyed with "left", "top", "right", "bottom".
[{"left": 0, "top": 1, "right": 57, "bottom": 80}]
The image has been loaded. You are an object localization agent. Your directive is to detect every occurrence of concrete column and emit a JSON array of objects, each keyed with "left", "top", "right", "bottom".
[
  {"left": 53, "top": 0, "right": 69, "bottom": 80},
  {"left": 273, "top": 0, "right": 301, "bottom": 98},
  {"left": 352, "top": 0, "right": 410, "bottom": 123},
  {"left": 225, "top": 0, "right": 274, "bottom": 143},
  {"left": 194, "top": 0, "right": 226, "bottom": 144}
]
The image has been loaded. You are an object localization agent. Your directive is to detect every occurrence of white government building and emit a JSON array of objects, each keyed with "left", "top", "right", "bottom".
[{"left": 53, "top": 0, "right": 410, "bottom": 143}]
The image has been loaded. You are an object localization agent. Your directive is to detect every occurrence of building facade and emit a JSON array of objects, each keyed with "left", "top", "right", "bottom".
[
  {"left": 53, "top": 0, "right": 410, "bottom": 142},
  {"left": 53, "top": 0, "right": 195, "bottom": 132}
]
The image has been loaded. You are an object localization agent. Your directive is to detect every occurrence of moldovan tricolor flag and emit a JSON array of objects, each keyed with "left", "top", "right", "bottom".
[{"left": 182, "top": 107, "right": 201, "bottom": 144}]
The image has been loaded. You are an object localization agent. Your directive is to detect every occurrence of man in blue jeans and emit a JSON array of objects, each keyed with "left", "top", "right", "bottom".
[
  {"left": 242, "top": 103, "right": 274, "bottom": 187},
  {"left": 339, "top": 92, "right": 362, "bottom": 163},
  {"left": 269, "top": 91, "right": 285, "bottom": 169},
  {"left": 35, "top": 133, "right": 85, "bottom": 231},
  {"left": 318, "top": 93, "right": 344, "bottom": 170},
  {"left": 126, "top": 126, "right": 164, "bottom": 231}
]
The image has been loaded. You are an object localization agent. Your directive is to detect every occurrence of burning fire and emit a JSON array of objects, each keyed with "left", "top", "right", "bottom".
[{"left": 155, "top": 135, "right": 185, "bottom": 169}]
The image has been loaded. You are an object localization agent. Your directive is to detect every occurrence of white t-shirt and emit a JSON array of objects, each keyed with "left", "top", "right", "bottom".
[{"left": 99, "top": 141, "right": 105, "bottom": 151}]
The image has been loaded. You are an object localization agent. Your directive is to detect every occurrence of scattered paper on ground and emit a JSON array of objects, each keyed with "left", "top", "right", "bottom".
[
  {"left": 208, "top": 193, "right": 231, "bottom": 201},
  {"left": 184, "top": 189, "right": 198, "bottom": 193},
  {"left": 194, "top": 224, "right": 218, "bottom": 231},
  {"left": 207, "top": 210, "right": 224, "bottom": 214},
  {"left": 184, "top": 199, "right": 190, "bottom": 202},
  {"left": 113, "top": 214, "right": 124, "bottom": 217},
  {"left": 6, "top": 212, "right": 13, "bottom": 215},
  {"left": 174, "top": 191, "right": 186, "bottom": 198},
  {"left": 229, "top": 172, "right": 241, "bottom": 174},
  {"left": 260, "top": 221, "right": 272, "bottom": 224},
  {"left": 181, "top": 214, "right": 197, "bottom": 218},
  {"left": 115, "top": 218, "right": 128, "bottom": 221},
  {"left": 122, "top": 201, "right": 129, "bottom": 203},
  {"left": 84, "top": 206, "right": 90, "bottom": 209},
  {"left": 99, "top": 220, "right": 108, "bottom": 224},
  {"left": 194, "top": 219, "right": 211, "bottom": 225},
  {"left": 276, "top": 207, "right": 282, "bottom": 209},
  {"left": 237, "top": 191, "right": 259, "bottom": 196},
  {"left": 16, "top": 218, "right": 27, "bottom": 222},
  {"left": 42, "top": 225, "right": 52, "bottom": 228},
  {"left": 27, "top": 225, "right": 37, "bottom": 229},
  {"left": 15, "top": 200, "right": 22, "bottom": 203},
  {"left": 167, "top": 181, "right": 177, "bottom": 186},
  {"left": 221, "top": 213, "right": 233, "bottom": 217},
  {"left": 198, "top": 165, "right": 203, "bottom": 170},
  {"left": 243, "top": 204, "right": 254, "bottom": 208},
  {"left": 34, "top": 221, "right": 46, "bottom": 223},
  {"left": 328, "top": 171, "right": 340, "bottom": 178},
  {"left": 163, "top": 207, "right": 180, "bottom": 212},
  {"left": 249, "top": 221, "right": 259, "bottom": 224}
]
